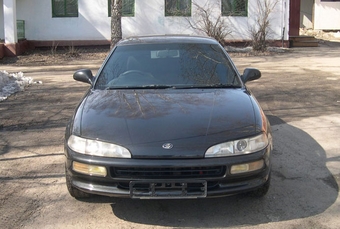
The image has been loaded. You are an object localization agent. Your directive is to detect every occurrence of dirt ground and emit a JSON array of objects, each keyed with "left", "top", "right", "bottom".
[
  {"left": 1, "top": 41, "right": 340, "bottom": 229},
  {"left": 0, "top": 46, "right": 110, "bottom": 66}
]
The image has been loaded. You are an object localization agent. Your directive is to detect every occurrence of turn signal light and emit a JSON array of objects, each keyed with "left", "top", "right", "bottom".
[
  {"left": 230, "top": 160, "right": 264, "bottom": 174},
  {"left": 72, "top": 161, "right": 107, "bottom": 177}
]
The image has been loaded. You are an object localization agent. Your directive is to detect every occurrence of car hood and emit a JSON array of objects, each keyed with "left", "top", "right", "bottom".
[{"left": 73, "top": 89, "right": 260, "bottom": 158}]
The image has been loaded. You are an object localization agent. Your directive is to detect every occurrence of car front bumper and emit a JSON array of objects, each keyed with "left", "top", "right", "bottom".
[{"left": 65, "top": 146, "right": 271, "bottom": 199}]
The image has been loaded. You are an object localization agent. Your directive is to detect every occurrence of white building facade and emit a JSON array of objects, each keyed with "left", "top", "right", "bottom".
[
  {"left": 0, "top": 0, "right": 290, "bottom": 55},
  {"left": 314, "top": 0, "right": 340, "bottom": 30},
  {"left": 301, "top": 0, "right": 340, "bottom": 30}
]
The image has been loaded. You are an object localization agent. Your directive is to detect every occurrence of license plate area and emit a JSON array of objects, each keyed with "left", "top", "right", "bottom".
[{"left": 129, "top": 180, "right": 207, "bottom": 199}]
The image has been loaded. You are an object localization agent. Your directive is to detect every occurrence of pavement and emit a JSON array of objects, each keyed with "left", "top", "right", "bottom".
[{"left": 0, "top": 41, "right": 340, "bottom": 228}]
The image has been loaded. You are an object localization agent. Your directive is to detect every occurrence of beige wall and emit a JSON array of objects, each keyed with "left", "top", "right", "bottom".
[
  {"left": 314, "top": 0, "right": 340, "bottom": 30},
  {"left": 300, "top": 0, "right": 314, "bottom": 29}
]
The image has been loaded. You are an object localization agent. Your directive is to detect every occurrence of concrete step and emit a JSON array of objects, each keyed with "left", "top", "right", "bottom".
[{"left": 289, "top": 36, "right": 319, "bottom": 47}]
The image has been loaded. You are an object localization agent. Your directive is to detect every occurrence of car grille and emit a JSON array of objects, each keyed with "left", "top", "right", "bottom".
[{"left": 110, "top": 166, "right": 226, "bottom": 179}]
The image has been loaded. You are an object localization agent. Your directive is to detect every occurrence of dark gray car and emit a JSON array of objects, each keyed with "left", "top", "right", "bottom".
[{"left": 65, "top": 35, "right": 273, "bottom": 199}]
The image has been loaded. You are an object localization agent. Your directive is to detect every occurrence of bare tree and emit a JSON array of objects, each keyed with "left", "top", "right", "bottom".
[
  {"left": 111, "top": 0, "right": 123, "bottom": 49},
  {"left": 187, "top": 2, "right": 232, "bottom": 46},
  {"left": 249, "top": 0, "right": 279, "bottom": 52}
]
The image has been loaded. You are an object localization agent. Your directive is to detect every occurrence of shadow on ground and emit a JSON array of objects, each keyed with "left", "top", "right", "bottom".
[
  {"left": 0, "top": 78, "right": 89, "bottom": 156},
  {"left": 78, "top": 116, "right": 338, "bottom": 228}
]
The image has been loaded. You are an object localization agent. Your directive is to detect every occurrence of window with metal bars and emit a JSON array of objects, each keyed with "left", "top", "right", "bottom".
[
  {"left": 108, "top": 0, "right": 135, "bottom": 17},
  {"left": 222, "top": 0, "right": 248, "bottom": 17},
  {"left": 52, "top": 0, "right": 78, "bottom": 17},
  {"left": 165, "top": 0, "right": 191, "bottom": 16}
]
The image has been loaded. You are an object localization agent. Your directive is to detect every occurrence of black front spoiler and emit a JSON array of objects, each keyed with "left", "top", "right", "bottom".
[{"left": 71, "top": 173, "right": 270, "bottom": 199}]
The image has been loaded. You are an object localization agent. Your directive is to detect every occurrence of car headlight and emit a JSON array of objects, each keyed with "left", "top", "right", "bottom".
[
  {"left": 205, "top": 133, "right": 268, "bottom": 158},
  {"left": 67, "top": 135, "right": 131, "bottom": 158}
]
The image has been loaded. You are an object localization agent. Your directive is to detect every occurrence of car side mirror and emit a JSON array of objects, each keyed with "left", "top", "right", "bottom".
[
  {"left": 241, "top": 68, "right": 261, "bottom": 83},
  {"left": 73, "top": 69, "right": 95, "bottom": 85}
]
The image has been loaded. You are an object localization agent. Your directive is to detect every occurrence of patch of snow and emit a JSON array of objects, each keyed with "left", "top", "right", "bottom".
[
  {"left": 225, "top": 46, "right": 287, "bottom": 53},
  {"left": 0, "top": 71, "right": 36, "bottom": 102},
  {"left": 225, "top": 46, "right": 253, "bottom": 53},
  {"left": 267, "top": 47, "right": 287, "bottom": 53},
  {"left": 334, "top": 31, "right": 340, "bottom": 38}
]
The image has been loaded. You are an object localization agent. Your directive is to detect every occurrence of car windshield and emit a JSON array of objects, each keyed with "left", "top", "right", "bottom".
[{"left": 95, "top": 43, "right": 241, "bottom": 89}]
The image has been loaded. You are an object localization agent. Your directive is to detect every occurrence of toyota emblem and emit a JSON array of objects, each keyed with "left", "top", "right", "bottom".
[{"left": 162, "top": 143, "right": 173, "bottom": 150}]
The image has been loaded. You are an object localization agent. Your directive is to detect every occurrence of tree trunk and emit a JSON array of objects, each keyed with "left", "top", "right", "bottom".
[{"left": 111, "top": 0, "right": 122, "bottom": 49}]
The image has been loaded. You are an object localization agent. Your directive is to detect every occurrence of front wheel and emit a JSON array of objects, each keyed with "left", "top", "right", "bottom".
[
  {"left": 65, "top": 166, "right": 92, "bottom": 199},
  {"left": 248, "top": 175, "right": 271, "bottom": 197}
]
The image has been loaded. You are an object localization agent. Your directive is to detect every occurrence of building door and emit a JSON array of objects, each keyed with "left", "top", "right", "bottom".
[{"left": 289, "top": 0, "right": 301, "bottom": 36}]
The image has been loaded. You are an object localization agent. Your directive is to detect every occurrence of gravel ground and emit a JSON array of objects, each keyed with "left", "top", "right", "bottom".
[
  {"left": 1, "top": 40, "right": 340, "bottom": 229},
  {"left": 0, "top": 44, "right": 290, "bottom": 67},
  {"left": 0, "top": 46, "right": 110, "bottom": 66}
]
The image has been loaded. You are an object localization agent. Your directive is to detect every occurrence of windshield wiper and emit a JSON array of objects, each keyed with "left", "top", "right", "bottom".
[
  {"left": 106, "top": 85, "right": 174, "bottom": 90},
  {"left": 106, "top": 84, "right": 242, "bottom": 90},
  {"left": 173, "top": 84, "right": 242, "bottom": 89}
]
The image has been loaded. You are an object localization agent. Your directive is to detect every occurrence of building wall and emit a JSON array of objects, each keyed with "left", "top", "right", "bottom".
[
  {"left": 16, "top": 0, "right": 109, "bottom": 41},
  {"left": 1, "top": 0, "right": 288, "bottom": 43},
  {"left": 0, "top": 0, "right": 4, "bottom": 40},
  {"left": 300, "top": 0, "right": 313, "bottom": 29},
  {"left": 124, "top": 0, "right": 288, "bottom": 41},
  {"left": 314, "top": 0, "right": 340, "bottom": 30}
]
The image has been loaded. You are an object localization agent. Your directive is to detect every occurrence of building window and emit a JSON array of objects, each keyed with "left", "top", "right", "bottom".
[
  {"left": 108, "top": 0, "right": 135, "bottom": 17},
  {"left": 165, "top": 0, "right": 191, "bottom": 16},
  {"left": 52, "top": 0, "right": 78, "bottom": 17},
  {"left": 222, "top": 0, "right": 248, "bottom": 17}
]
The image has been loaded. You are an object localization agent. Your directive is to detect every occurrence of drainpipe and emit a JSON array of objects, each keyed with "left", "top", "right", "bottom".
[{"left": 282, "top": 0, "right": 287, "bottom": 47}]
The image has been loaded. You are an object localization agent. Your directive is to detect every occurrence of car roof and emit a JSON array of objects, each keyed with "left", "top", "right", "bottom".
[{"left": 116, "top": 35, "right": 219, "bottom": 46}]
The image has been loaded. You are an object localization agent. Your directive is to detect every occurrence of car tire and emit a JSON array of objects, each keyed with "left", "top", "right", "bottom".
[
  {"left": 65, "top": 167, "right": 92, "bottom": 199},
  {"left": 248, "top": 175, "right": 271, "bottom": 197}
]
